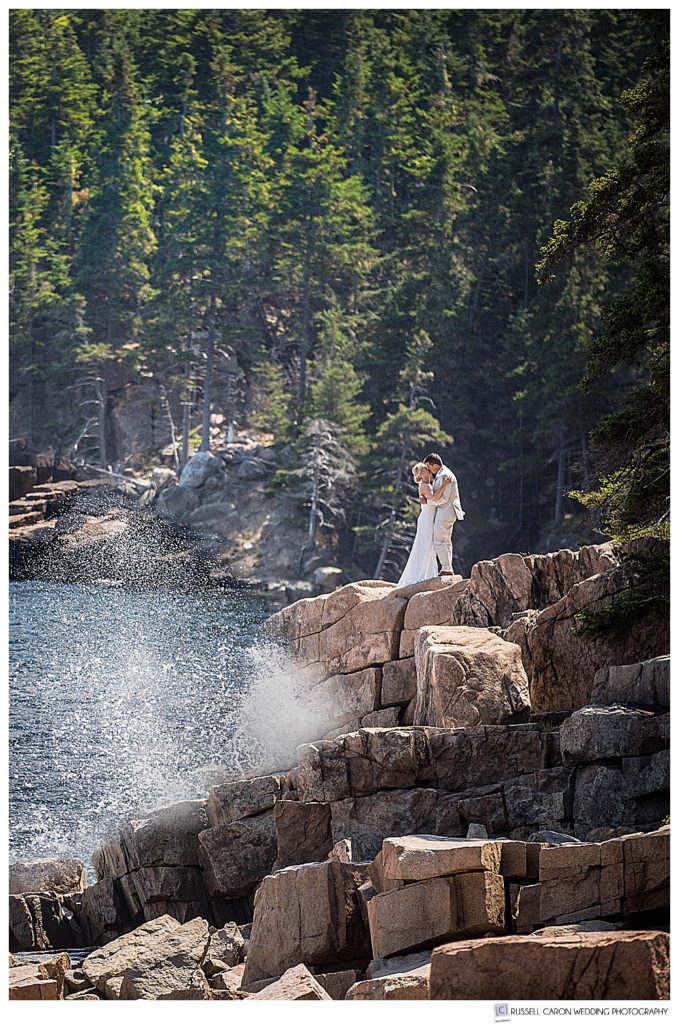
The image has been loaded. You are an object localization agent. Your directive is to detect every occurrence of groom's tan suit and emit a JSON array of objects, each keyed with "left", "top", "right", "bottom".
[{"left": 429, "top": 465, "right": 464, "bottom": 573}]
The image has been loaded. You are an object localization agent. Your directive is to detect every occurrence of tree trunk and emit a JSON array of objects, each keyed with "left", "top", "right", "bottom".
[
  {"left": 374, "top": 441, "right": 408, "bottom": 580},
  {"left": 297, "top": 224, "right": 314, "bottom": 418},
  {"left": 26, "top": 325, "right": 35, "bottom": 451},
  {"left": 65, "top": 156, "right": 73, "bottom": 242},
  {"left": 373, "top": 516, "right": 394, "bottom": 581},
  {"left": 96, "top": 376, "right": 108, "bottom": 469},
  {"left": 158, "top": 382, "right": 180, "bottom": 471},
  {"left": 200, "top": 297, "right": 217, "bottom": 452},
  {"left": 298, "top": 450, "right": 320, "bottom": 574},
  {"left": 181, "top": 352, "right": 192, "bottom": 469},
  {"left": 553, "top": 423, "right": 566, "bottom": 528}
]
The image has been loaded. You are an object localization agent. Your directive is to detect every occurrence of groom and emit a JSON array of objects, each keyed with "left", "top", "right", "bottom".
[{"left": 421, "top": 452, "right": 465, "bottom": 576}]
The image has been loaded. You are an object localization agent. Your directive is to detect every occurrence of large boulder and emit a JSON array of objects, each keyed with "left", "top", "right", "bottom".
[
  {"left": 402, "top": 578, "right": 468, "bottom": 630},
  {"left": 271, "top": 581, "right": 403, "bottom": 682},
  {"left": 429, "top": 930, "right": 670, "bottom": 1000},
  {"left": 451, "top": 544, "right": 618, "bottom": 628},
  {"left": 198, "top": 812, "right": 278, "bottom": 897},
  {"left": 93, "top": 800, "right": 209, "bottom": 879},
  {"left": 81, "top": 914, "right": 209, "bottom": 999},
  {"left": 379, "top": 835, "right": 502, "bottom": 882},
  {"left": 9, "top": 964, "right": 59, "bottom": 1001},
  {"left": 118, "top": 918, "right": 212, "bottom": 999},
  {"left": 178, "top": 451, "right": 224, "bottom": 489},
  {"left": 271, "top": 580, "right": 394, "bottom": 640},
  {"left": 527, "top": 566, "right": 669, "bottom": 715},
  {"left": 367, "top": 871, "right": 505, "bottom": 959},
  {"left": 559, "top": 706, "right": 669, "bottom": 764},
  {"left": 414, "top": 626, "right": 531, "bottom": 727},
  {"left": 73, "top": 877, "right": 134, "bottom": 947},
  {"left": 9, "top": 858, "right": 86, "bottom": 896},
  {"left": 591, "top": 656, "right": 670, "bottom": 708},
  {"left": 241, "top": 860, "right": 371, "bottom": 986},
  {"left": 206, "top": 775, "right": 283, "bottom": 826},
  {"left": 246, "top": 964, "right": 332, "bottom": 1001},
  {"left": 92, "top": 800, "right": 212, "bottom": 923}
]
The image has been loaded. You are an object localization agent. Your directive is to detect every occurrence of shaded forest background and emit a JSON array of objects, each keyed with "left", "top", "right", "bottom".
[{"left": 8, "top": 8, "right": 669, "bottom": 577}]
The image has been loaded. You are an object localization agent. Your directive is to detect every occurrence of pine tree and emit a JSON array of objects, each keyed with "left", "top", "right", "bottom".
[
  {"left": 307, "top": 311, "right": 370, "bottom": 456},
  {"left": 272, "top": 88, "right": 376, "bottom": 422},
  {"left": 538, "top": 35, "right": 669, "bottom": 543}
]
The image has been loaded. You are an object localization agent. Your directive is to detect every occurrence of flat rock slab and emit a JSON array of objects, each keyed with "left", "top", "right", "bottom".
[
  {"left": 367, "top": 870, "right": 505, "bottom": 960},
  {"left": 349, "top": 948, "right": 432, "bottom": 998},
  {"left": 9, "top": 965, "right": 59, "bottom": 1001},
  {"left": 429, "top": 930, "right": 670, "bottom": 1000},
  {"left": 414, "top": 626, "right": 531, "bottom": 728},
  {"left": 9, "top": 857, "right": 86, "bottom": 896},
  {"left": 247, "top": 963, "right": 332, "bottom": 1000},
  {"left": 206, "top": 775, "right": 282, "bottom": 825},
  {"left": 560, "top": 705, "right": 669, "bottom": 764},
  {"left": 380, "top": 835, "right": 502, "bottom": 881}
]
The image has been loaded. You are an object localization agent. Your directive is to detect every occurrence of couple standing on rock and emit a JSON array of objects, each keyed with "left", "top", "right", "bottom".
[{"left": 397, "top": 452, "right": 465, "bottom": 588}]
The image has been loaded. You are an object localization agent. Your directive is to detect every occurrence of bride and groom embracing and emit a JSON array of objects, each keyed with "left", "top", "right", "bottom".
[{"left": 397, "top": 452, "right": 465, "bottom": 588}]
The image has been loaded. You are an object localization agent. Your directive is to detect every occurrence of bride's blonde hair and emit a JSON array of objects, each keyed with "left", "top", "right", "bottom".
[{"left": 412, "top": 462, "right": 428, "bottom": 483}]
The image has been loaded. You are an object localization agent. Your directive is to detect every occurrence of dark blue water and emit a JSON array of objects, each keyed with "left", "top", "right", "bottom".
[{"left": 9, "top": 581, "right": 277, "bottom": 865}]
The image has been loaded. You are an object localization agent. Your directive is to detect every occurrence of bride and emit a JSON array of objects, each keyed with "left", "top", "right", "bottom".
[{"left": 396, "top": 462, "right": 445, "bottom": 587}]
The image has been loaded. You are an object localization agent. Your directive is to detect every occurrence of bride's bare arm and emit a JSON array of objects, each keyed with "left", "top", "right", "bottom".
[{"left": 419, "top": 482, "right": 433, "bottom": 505}]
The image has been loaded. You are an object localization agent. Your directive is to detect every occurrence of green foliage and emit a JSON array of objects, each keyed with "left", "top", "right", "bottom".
[
  {"left": 574, "top": 545, "right": 669, "bottom": 640},
  {"left": 539, "top": 36, "right": 669, "bottom": 545},
  {"left": 307, "top": 312, "right": 371, "bottom": 455},
  {"left": 252, "top": 360, "right": 294, "bottom": 440}
]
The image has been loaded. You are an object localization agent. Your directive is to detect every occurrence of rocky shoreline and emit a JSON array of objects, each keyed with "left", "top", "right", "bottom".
[
  {"left": 9, "top": 540, "right": 670, "bottom": 1000},
  {"left": 9, "top": 446, "right": 344, "bottom": 604}
]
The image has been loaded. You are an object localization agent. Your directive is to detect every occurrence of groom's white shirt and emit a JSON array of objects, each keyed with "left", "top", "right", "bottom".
[{"left": 429, "top": 465, "right": 465, "bottom": 520}]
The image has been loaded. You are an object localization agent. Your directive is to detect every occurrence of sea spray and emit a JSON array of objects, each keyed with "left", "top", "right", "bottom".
[
  {"left": 229, "top": 642, "right": 330, "bottom": 775},
  {"left": 10, "top": 579, "right": 338, "bottom": 870},
  {"left": 10, "top": 580, "right": 269, "bottom": 867}
]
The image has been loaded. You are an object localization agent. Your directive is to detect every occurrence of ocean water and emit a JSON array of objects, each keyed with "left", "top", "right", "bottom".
[{"left": 9, "top": 581, "right": 326, "bottom": 868}]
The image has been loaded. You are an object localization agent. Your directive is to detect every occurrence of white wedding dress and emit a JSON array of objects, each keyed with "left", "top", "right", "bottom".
[{"left": 396, "top": 495, "right": 438, "bottom": 587}]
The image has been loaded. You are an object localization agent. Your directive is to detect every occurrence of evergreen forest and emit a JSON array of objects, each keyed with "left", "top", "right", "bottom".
[{"left": 9, "top": 8, "right": 670, "bottom": 577}]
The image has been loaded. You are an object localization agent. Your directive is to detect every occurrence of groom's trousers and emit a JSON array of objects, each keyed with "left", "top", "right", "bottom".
[{"left": 433, "top": 512, "right": 456, "bottom": 573}]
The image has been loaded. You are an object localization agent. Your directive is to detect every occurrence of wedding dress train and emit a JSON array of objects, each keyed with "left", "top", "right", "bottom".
[{"left": 396, "top": 500, "right": 438, "bottom": 587}]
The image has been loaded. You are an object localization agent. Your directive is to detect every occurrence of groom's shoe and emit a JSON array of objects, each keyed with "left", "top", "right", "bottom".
[{"left": 439, "top": 570, "right": 454, "bottom": 576}]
